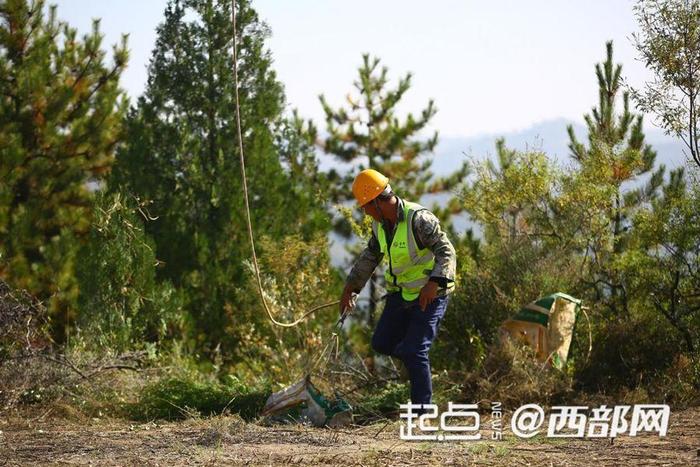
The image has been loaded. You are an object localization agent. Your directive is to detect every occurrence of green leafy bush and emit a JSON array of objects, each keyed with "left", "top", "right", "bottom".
[
  {"left": 351, "top": 382, "right": 410, "bottom": 423},
  {"left": 129, "top": 376, "right": 270, "bottom": 421}
]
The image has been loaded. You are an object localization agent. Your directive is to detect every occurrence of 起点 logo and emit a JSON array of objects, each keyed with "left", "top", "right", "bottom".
[{"left": 399, "top": 402, "right": 670, "bottom": 441}]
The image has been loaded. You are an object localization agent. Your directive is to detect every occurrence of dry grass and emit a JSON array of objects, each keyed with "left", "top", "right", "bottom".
[
  {"left": 460, "top": 338, "right": 574, "bottom": 410},
  {"left": 1, "top": 406, "right": 698, "bottom": 465}
]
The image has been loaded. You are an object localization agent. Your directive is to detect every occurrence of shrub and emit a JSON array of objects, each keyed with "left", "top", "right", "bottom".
[
  {"left": 651, "top": 353, "right": 700, "bottom": 407},
  {"left": 351, "top": 381, "right": 410, "bottom": 423},
  {"left": 0, "top": 279, "right": 49, "bottom": 358},
  {"left": 128, "top": 376, "right": 270, "bottom": 421},
  {"left": 575, "top": 313, "right": 683, "bottom": 393},
  {"left": 75, "top": 192, "right": 183, "bottom": 351},
  {"left": 463, "top": 338, "right": 574, "bottom": 410}
]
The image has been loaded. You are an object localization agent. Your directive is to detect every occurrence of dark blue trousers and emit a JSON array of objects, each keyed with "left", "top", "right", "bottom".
[{"left": 371, "top": 292, "right": 448, "bottom": 406}]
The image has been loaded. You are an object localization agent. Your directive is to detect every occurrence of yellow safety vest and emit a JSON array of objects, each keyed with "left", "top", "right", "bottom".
[{"left": 373, "top": 201, "right": 438, "bottom": 301}]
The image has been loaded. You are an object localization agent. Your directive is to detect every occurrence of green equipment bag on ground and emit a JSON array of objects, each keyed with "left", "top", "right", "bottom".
[
  {"left": 499, "top": 292, "right": 582, "bottom": 369},
  {"left": 261, "top": 376, "right": 353, "bottom": 427}
]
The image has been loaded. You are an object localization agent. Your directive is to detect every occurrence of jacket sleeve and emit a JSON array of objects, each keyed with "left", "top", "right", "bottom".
[
  {"left": 345, "top": 233, "right": 384, "bottom": 293},
  {"left": 413, "top": 210, "right": 456, "bottom": 286}
]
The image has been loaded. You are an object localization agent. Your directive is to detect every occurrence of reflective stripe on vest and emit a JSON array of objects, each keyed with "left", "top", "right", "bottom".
[{"left": 373, "top": 201, "right": 436, "bottom": 301}]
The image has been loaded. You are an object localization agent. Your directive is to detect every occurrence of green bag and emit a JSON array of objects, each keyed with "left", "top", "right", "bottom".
[
  {"left": 501, "top": 292, "right": 582, "bottom": 369},
  {"left": 261, "top": 376, "right": 353, "bottom": 427}
]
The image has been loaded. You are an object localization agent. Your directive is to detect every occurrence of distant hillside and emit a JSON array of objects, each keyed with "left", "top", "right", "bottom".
[
  {"left": 319, "top": 117, "right": 688, "bottom": 179},
  {"left": 430, "top": 118, "right": 688, "bottom": 177}
]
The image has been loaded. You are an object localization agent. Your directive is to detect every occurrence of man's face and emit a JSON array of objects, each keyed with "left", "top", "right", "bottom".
[{"left": 360, "top": 199, "right": 382, "bottom": 222}]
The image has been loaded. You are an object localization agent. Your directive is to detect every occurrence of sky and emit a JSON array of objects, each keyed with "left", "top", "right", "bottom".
[{"left": 51, "top": 0, "right": 653, "bottom": 139}]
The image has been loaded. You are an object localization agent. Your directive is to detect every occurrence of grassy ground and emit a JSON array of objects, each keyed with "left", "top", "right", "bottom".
[{"left": 1, "top": 407, "right": 698, "bottom": 465}]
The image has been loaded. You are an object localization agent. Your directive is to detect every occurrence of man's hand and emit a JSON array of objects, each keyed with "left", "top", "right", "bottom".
[
  {"left": 419, "top": 281, "right": 439, "bottom": 311},
  {"left": 340, "top": 285, "right": 357, "bottom": 317}
]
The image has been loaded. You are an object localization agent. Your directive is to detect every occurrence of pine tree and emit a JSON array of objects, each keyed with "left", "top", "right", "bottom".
[
  {"left": 0, "top": 0, "right": 128, "bottom": 342},
  {"left": 275, "top": 110, "right": 331, "bottom": 238},
  {"left": 320, "top": 54, "right": 467, "bottom": 327},
  {"left": 111, "top": 0, "right": 330, "bottom": 354},
  {"left": 74, "top": 191, "right": 183, "bottom": 351},
  {"left": 567, "top": 41, "right": 663, "bottom": 317}
]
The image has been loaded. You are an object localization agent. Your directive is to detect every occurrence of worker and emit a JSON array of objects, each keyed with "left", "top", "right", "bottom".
[{"left": 340, "top": 169, "right": 456, "bottom": 411}]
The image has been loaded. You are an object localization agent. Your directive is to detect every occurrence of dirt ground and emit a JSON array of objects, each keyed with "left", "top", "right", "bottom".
[{"left": 1, "top": 407, "right": 699, "bottom": 466}]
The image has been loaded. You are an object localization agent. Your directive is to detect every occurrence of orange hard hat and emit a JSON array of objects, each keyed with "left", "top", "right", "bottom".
[{"left": 352, "top": 169, "right": 389, "bottom": 206}]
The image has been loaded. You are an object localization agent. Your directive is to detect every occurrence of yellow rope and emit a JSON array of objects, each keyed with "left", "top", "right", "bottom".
[
  {"left": 231, "top": 1, "right": 339, "bottom": 327},
  {"left": 580, "top": 305, "right": 593, "bottom": 363}
]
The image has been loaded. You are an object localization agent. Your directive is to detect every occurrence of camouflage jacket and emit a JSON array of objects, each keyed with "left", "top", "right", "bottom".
[{"left": 345, "top": 197, "right": 456, "bottom": 295}]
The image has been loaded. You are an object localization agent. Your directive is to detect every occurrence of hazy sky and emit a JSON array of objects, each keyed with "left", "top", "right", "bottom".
[{"left": 51, "top": 0, "right": 652, "bottom": 138}]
